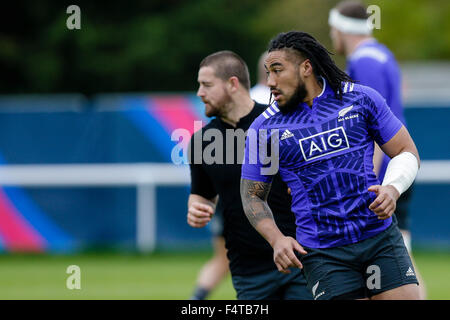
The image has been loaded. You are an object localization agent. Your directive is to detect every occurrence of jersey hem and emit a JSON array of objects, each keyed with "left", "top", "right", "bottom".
[{"left": 298, "top": 219, "right": 392, "bottom": 249}]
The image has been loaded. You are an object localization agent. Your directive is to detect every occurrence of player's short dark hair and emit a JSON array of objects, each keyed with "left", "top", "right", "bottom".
[
  {"left": 336, "top": 0, "right": 368, "bottom": 19},
  {"left": 268, "top": 31, "right": 353, "bottom": 99},
  {"left": 199, "top": 51, "right": 251, "bottom": 90}
]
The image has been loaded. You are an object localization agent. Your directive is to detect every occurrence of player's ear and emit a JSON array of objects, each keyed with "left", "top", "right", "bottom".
[
  {"left": 227, "top": 76, "right": 240, "bottom": 92},
  {"left": 300, "top": 59, "right": 313, "bottom": 77}
]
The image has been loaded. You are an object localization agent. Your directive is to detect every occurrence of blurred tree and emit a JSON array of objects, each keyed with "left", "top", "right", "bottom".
[
  {"left": 0, "top": 0, "right": 448, "bottom": 95},
  {"left": 372, "top": 0, "right": 450, "bottom": 60},
  {"left": 0, "top": 0, "right": 270, "bottom": 94}
]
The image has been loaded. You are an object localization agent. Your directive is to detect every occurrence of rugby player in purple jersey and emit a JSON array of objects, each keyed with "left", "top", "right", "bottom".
[
  {"left": 329, "top": 0, "right": 426, "bottom": 298},
  {"left": 240, "top": 31, "right": 421, "bottom": 300}
]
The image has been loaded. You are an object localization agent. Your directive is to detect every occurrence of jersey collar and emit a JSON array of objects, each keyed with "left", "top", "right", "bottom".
[{"left": 312, "top": 76, "right": 334, "bottom": 104}]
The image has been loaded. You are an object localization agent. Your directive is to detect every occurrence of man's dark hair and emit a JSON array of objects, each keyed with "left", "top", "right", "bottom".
[
  {"left": 199, "top": 50, "right": 251, "bottom": 90},
  {"left": 268, "top": 31, "right": 353, "bottom": 99},
  {"left": 336, "top": 0, "right": 368, "bottom": 19}
]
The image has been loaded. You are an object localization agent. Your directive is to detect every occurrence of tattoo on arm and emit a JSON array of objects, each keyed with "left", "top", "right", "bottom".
[{"left": 240, "top": 178, "right": 274, "bottom": 228}]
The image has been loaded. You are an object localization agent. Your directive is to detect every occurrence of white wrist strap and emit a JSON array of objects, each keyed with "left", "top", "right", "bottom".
[{"left": 382, "top": 152, "right": 419, "bottom": 195}]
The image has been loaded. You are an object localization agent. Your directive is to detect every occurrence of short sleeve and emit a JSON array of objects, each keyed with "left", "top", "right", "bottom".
[
  {"left": 188, "top": 132, "right": 217, "bottom": 199},
  {"left": 363, "top": 87, "right": 403, "bottom": 146},
  {"left": 241, "top": 121, "right": 276, "bottom": 183}
]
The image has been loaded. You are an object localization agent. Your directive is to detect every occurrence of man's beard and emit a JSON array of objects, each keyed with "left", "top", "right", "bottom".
[
  {"left": 204, "top": 90, "right": 231, "bottom": 118},
  {"left": 205, "top": 103, "right": 221, "bottom": 118},
  {"left": 278, "top": 81, "right": 308, "bottom": 114}
]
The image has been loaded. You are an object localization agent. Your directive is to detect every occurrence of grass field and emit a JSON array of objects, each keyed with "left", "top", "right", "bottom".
[{"left": 0, "top": 250, "right": 449, "bottom": 300}]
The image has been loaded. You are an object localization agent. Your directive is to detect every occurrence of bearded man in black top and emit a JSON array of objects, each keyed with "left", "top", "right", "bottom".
[{"left": 187, "top": 50, "right": 312, "bottom": 300}]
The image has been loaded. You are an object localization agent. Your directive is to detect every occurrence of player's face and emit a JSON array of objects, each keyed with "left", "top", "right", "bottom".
[
  {"left": 265, "top": 50, "right": 308, "bottom": 113},
  {"left": 197, "top": 66, "right": 231, "bottom": 118},
  {"left": 330, "top": 27, "right": 344, "bottom": 55}
]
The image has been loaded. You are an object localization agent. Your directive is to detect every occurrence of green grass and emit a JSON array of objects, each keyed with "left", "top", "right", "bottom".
[
  {"left": 0, "top": 251, "right": 235, "bottom": 300},
  {"left": 413, "top": 251, "right": 450, "bottom": 300},
  {"left": 0, "top": 250, "right": 448, "bottom": 300}
]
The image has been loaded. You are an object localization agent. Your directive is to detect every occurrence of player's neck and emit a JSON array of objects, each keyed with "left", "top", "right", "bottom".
[
  {"left": 345, "top": 36, "right": 375, "bottom": 57},
  {"left": 303, "top": 76, "right": 324, "bottom": 107},
  {"left": 220, "top": 94, "right": 254, "bottom": 127}
]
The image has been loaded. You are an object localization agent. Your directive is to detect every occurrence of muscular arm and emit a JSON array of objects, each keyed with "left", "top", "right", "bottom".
[
  {"left": 240, "top": 178, "right": 282, "bottom": 245},
  {"left": 240, "top": 178, "right": 306, "bottom": 273},
  {"left": 379, "top": 126, "right": 420, "bottom": 165},
  {"left": 240, "top": 179, "right": 272, "bottom": 229},
  {"left": 373, "top": 142, "right": 384, "bottom": 177},
  {"left": 368, "top": 126, "right": 420, "bottom": 219}
]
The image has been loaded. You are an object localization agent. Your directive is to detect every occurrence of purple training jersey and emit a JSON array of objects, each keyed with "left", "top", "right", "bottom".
[
  {"left": 241, "top": 79, "right": 403, "bottom": 249},
  {"left": 347, "top": 39, "right": 406, "bottom": 180}
]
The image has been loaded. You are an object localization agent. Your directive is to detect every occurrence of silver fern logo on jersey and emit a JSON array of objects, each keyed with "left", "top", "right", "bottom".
[
  {"left": 299, "top": 127, "right": 350, "bottom": 161},
  {"left": 338, "top": 105, "right": 359, "bottom": 122},
  {"left": 338, "top": 105, "right": 354, "bottom": 117}
]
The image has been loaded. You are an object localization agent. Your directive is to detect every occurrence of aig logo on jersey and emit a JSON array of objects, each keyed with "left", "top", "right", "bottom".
[{"left": 299, "top": 127, "right": 350, "bottom": 161}]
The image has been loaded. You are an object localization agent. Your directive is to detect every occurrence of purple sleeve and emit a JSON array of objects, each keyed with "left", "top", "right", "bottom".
[
  {"left": 241, "top": 121, "right": 275, "bottom": 183},
  {"left": 348, "top": 58, "right": 388, "bottom": 99},
  {"left": 363, "top": 86, "right": 403, "bottom": 146}
]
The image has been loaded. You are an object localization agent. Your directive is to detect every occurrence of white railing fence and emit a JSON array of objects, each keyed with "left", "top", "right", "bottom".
[{"left": 0, "top": 161, "right": 448, "bottom": 252}]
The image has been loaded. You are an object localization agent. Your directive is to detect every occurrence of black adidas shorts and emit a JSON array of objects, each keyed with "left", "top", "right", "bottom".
[{"left": 300, "top": 221, "right": 419, "bottom": 300}]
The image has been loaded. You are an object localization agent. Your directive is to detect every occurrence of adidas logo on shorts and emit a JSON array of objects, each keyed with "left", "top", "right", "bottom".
[
  {"left": 281, "top": 129, "right": 294, "bottom": 140},
  {"left": 406, "top": 267, "right": 415, "bottom": 277}
]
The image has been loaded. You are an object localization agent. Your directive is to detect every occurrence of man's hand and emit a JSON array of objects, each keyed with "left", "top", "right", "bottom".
[
  {"left": 368, "top": 185, "right": 400, "bottom": 220},
  {"left": 187, "top": 202, "right": 214, "bottom": 228},
  {"left": 272, "top": 236, "right": 307, "bottom": 274}
]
